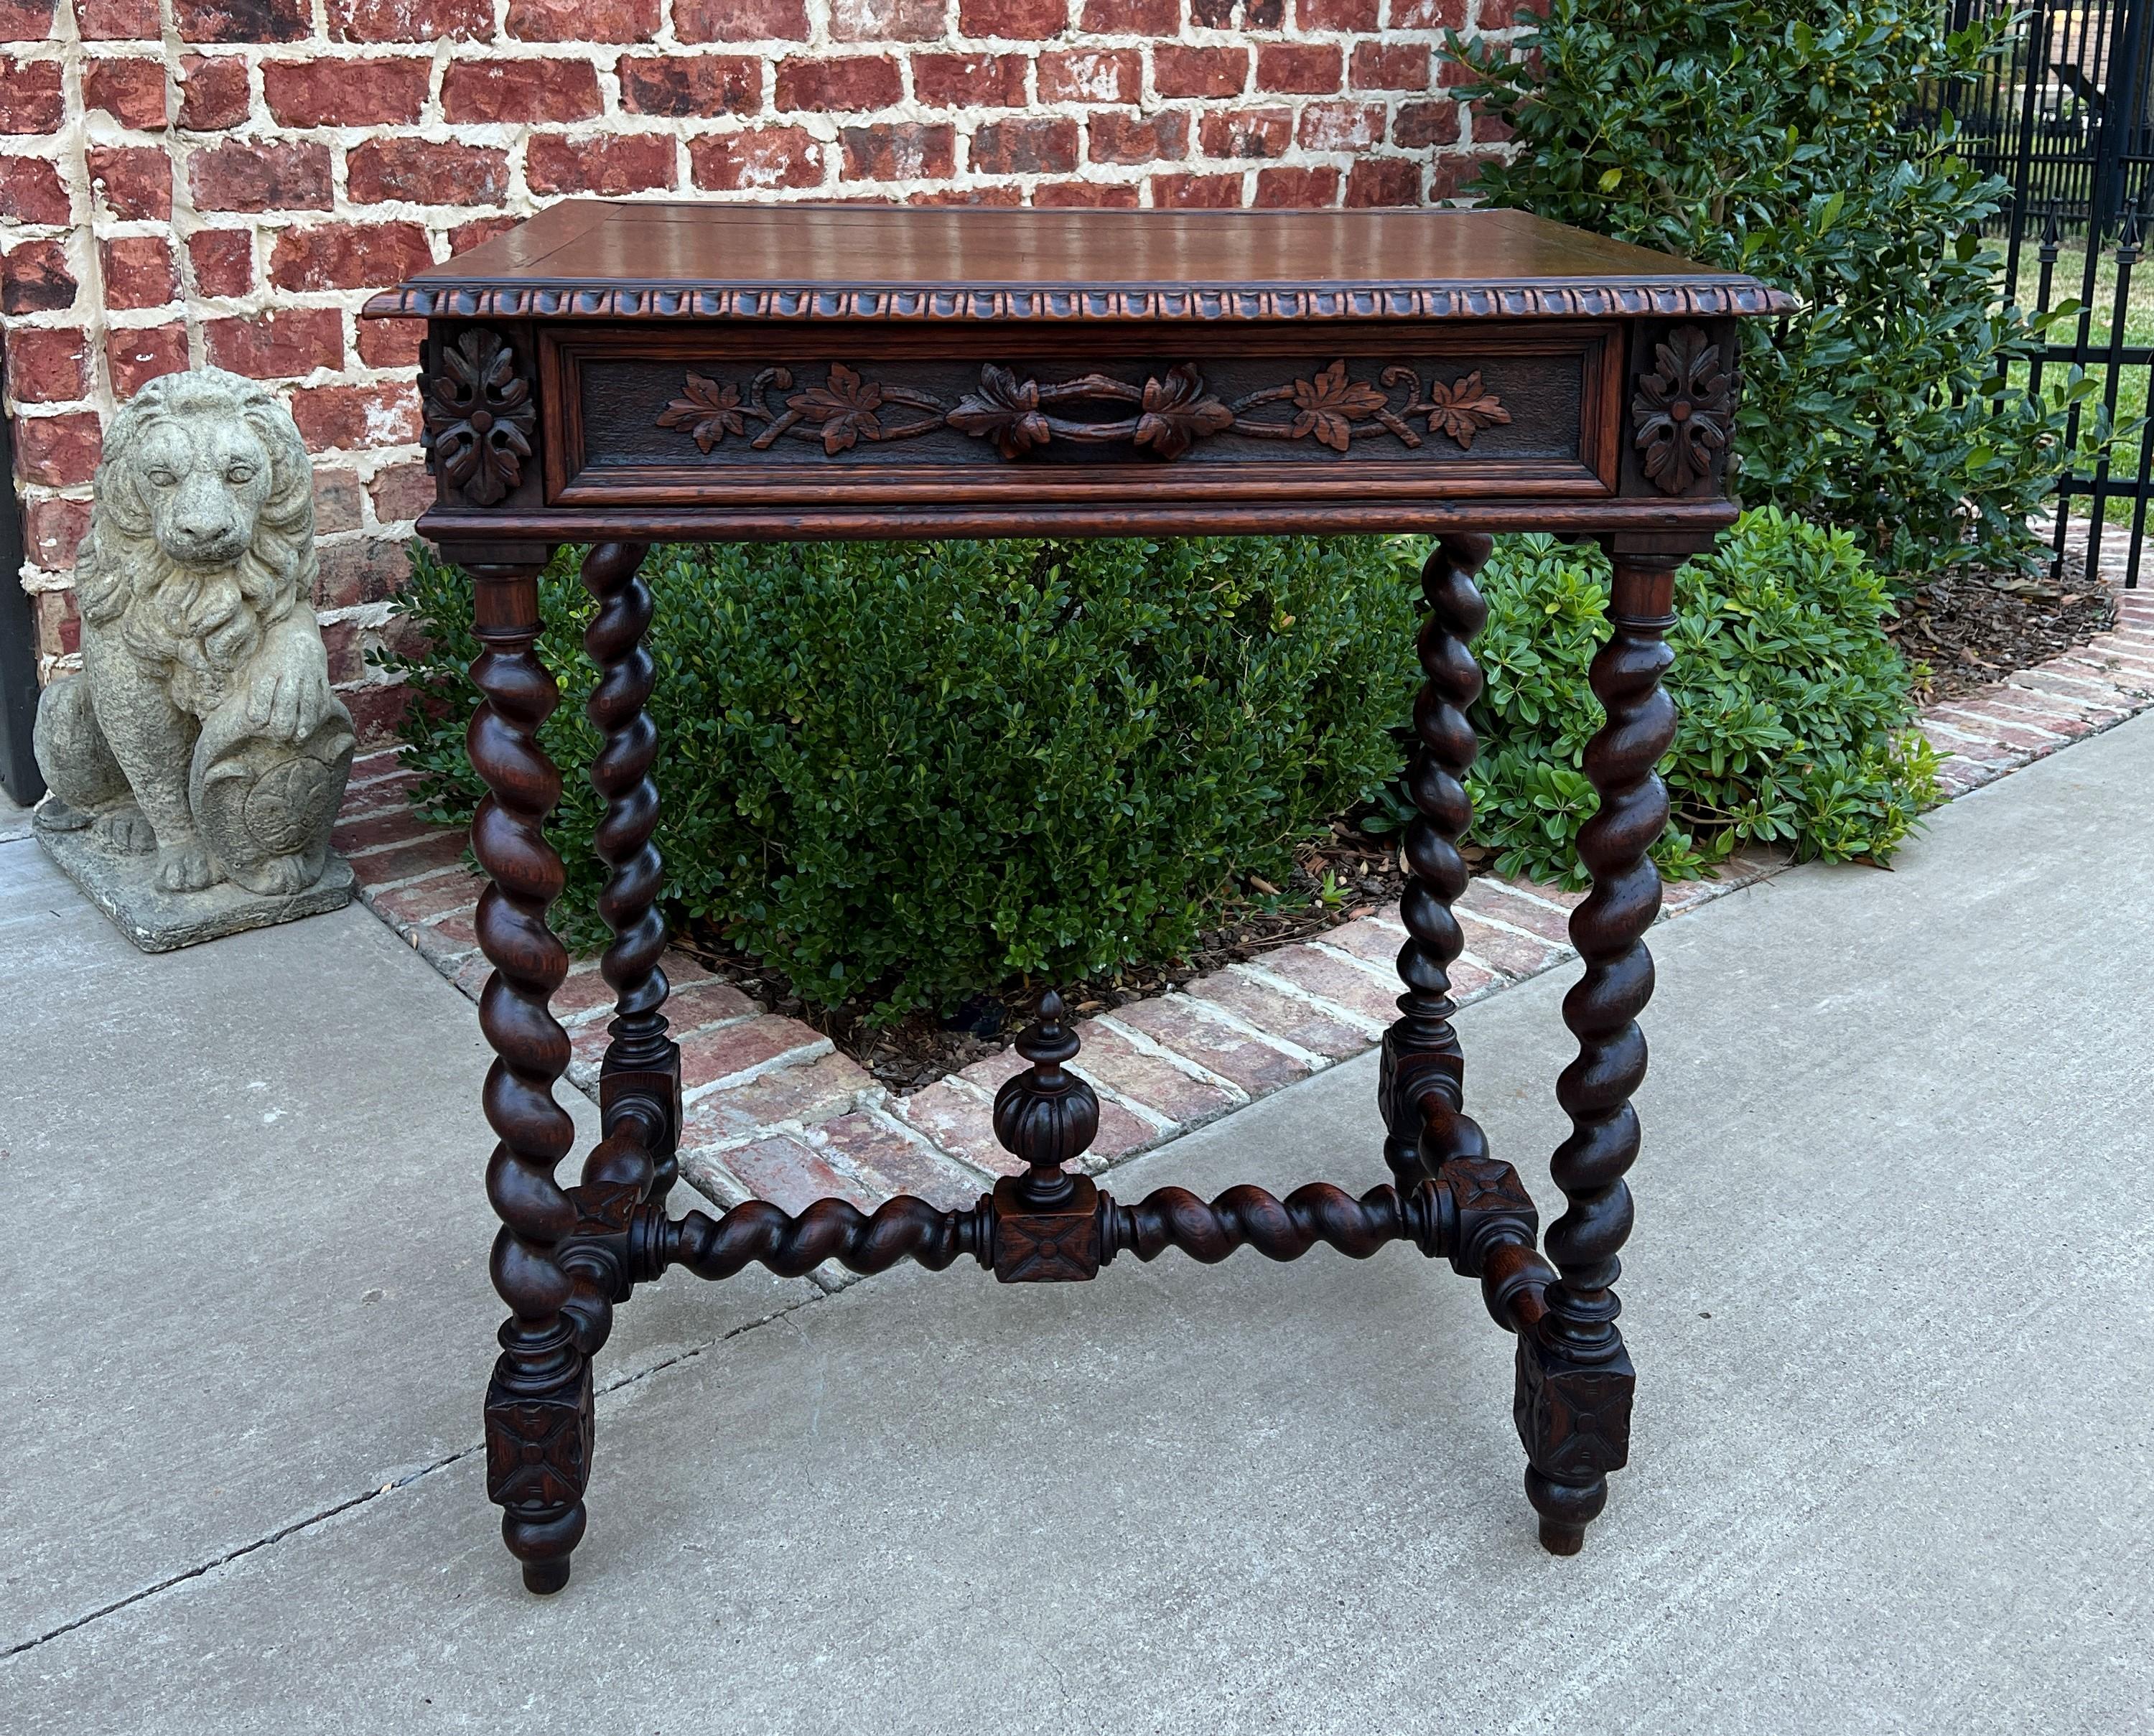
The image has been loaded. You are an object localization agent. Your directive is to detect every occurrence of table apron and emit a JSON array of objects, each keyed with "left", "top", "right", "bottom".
[
  {"left": 418, "top": 496, "right": 1740, "bottom": 546},
  {"left": 536, "top": 321, "right": 1628, "bottom": 513}
]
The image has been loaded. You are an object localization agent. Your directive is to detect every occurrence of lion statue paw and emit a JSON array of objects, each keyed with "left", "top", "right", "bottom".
[
  {"left": 154, "top": 839, "right": 224, "bottom": 893},
  {"left": 93, "top": 804, "right": 157, "bottom": 855}
]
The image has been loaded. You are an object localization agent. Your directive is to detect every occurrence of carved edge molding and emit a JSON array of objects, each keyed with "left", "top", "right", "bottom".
[
  {"left": 365, "top": 281, "right": 1800, "bottom": 323},
  {"left": 656, "top": 359, "right": 1511, "bottom": 461},
  {"left": 421, "top": 327, "right": 538, "bottom": 507},
  {"left": 1630, "top": 325, "right": 1737, "bottom": 496}
]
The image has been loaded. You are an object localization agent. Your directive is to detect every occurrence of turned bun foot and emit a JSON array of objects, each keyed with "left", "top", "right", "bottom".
[
  {"left": 1525, "top": 1466, "right": 1606, "bottom": 1556},
  {"left": 503, "top": 1503, "right": 585, "bottom": 1595},
  {"left": 522, "top": 1559, "right": 572, "bottom": 1595}
]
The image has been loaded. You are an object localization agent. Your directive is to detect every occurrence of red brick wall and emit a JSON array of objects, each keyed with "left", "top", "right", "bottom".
[{"left": 1, "top": 0, "right": 1516, "bottom": 739}]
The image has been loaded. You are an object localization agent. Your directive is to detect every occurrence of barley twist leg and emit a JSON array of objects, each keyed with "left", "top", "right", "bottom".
[
  {"left": 1381, "top": 533, "right": 1493, "bottom": 1187},
  {"left": 579, "top": 541, "right": 679, "bottom": 1204},
  {"left": 465, "top": 556, "right": 591, "bottom": 1596},
  {"left": 1516, "top": 549, "right": 1679, "bottom": 1555}
]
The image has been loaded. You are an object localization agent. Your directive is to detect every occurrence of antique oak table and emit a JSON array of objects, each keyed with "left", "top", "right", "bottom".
[{"left": 363, "top": 202, "right": 1790, "bottom": 1593}]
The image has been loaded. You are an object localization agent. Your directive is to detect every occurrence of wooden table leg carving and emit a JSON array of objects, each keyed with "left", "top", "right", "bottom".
[
  {"left": 461, "top": 553, "right": 595, "bottom": 1597},
  {"left": 369, "top": 202, "right": 1789, "bottom": 1589},
  {"left": 1513, "top": 544, "right": 1684, "bottom": 1557},
  {"left": 626, "top": 986, "right": 1546, "bottom": 1297},
  {"left": 455, "top": 536, "right": 1695, "bottom": 1581},
  {"left": 1382, "top": 533, "right": 1494, "bottom": 1192},
  {"left": 579, "top": 541, "right": 682, "bottom": 1204}
]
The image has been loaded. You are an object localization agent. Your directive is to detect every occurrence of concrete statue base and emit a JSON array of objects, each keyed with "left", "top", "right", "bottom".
[{"left": 35, "top": 798, "right": 353, "bottom": 953}]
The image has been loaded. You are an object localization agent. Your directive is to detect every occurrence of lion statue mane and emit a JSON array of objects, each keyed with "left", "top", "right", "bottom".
[{"left": 34, "top": 368, "right": 355, "bottom": 897}]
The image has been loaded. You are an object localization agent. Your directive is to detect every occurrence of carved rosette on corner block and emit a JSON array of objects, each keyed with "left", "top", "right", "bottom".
[
  {"left": 424, "top": 328, "right": 537, "bottom": 506},
  {"left": 658, "top": 358, "right": 1511, "bottom": 462},
  {"left": 1631, "top": 326, "right": 1737, "bottom": 495}
]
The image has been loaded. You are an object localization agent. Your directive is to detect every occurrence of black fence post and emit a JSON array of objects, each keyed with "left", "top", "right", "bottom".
[{"left": 0, "top": 340, "right": 49, "bottom": 808}]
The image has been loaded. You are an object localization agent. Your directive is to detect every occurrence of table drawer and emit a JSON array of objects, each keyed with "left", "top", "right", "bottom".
[{"left": 538, "top": 323, "right": 1623, "bottom": 510}]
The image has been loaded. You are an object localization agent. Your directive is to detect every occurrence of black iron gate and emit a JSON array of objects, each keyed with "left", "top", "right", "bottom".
[
  {"left": 0, "top": 337, "right": 47, "bottom": 806},
  {"left": 1952, "top": 0, "right": 2154, "bottom": 587}
]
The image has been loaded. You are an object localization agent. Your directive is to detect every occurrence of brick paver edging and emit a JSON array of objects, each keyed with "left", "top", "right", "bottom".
[{"left": 335, "top": 584, "right": 2154, "bottom": 1289}]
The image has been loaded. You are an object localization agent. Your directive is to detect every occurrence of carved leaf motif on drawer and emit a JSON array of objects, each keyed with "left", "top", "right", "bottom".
[
  {"left": 1287, "top": 359, "right": 1389, "bottom": 452},
  {"left": 651, "top": 359, "right": 1514, "bottom": 461},
  {"left": 1420, "top": 370, "right": 1513, "bottom": 449},
  {"left": 656, "top": 372, "right": 746, "bottom": 453}
]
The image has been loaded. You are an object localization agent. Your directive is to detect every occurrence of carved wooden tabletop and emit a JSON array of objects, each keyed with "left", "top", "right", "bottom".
[
  {"left": 365, "top": 202, "right": 1791, "bottom": 543},
  {"left": 367, "top": 200, "right": 1790, "bottom": 321}
]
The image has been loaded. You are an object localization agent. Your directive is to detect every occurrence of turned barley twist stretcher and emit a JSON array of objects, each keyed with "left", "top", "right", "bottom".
[{"left": 363, "top": 201, "right": 1789, "bottom": 1592}]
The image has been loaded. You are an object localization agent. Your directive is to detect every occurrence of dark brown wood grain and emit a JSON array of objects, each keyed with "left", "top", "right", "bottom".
[
  {"left": 532, "top": 321, "right": 1626, "bottom": 519},
  {"left": 422, "top": 328, "right": 536, "bottom": 507},
  {"left": 396, "top": 200, "right": 1787, "bottom": 1593},
  {"left": 578, "top": 541, "right": 683, "bottom": 1205},
  {"left": 630, "top": 1004, "right": 1545, "bottom": 1283},
  {"left": 1515, "top": 549, "right": 1683, "bottom": 1556},
  {"left": 465, "top": 557, "right": 590, "bottom": 1597},
  {"left": 362, "top": 202, "right": 1799, "bottom": 325},
  {"left": 1381, "top": 533, "right": 1491, "bottom": 1192},
  {"left": 419, "top": 498, "right": 1740, "bottom": 546}
]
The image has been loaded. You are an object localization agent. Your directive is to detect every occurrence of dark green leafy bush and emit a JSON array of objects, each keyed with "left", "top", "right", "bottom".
[
  {"left": 378, "top": 536, "right": 1418, "bottom": 1020},
  {"left": 1449, "top": 1, "right": 2101, "bottom": 584},
  {"left": 1368, "top": 510, "right": 1939, "bottom": 883}
]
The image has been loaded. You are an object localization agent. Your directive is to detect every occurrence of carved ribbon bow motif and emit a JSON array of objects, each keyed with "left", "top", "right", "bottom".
[{"left": 659, "top": 358, "right": 1512, "bottom": 461}]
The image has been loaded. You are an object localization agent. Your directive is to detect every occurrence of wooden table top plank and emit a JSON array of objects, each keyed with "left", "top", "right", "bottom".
[{"left": 365, "top": 201, "right": 1794, "bottom": 323}]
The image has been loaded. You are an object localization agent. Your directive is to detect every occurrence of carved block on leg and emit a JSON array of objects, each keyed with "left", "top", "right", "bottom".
[
  {"left": 485, "top": 1351, "right": 594, "bottom": 1595},
  {"left": 990, "top": 1172, "right": 1102, "bottom": 1282},
  {"left": 1379, "top": 1034, "right": 1465, "bottom": 1180},
  {"left": 1440, "top": 1155, "right": 1535, "bottom": 1274},
  {"left": 1514, "top": 1330, "right": 1634, "bottom": 1556}
]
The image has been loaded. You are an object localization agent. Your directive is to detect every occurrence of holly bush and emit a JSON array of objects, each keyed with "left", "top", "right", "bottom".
[{"left": 1449, "top": 1, "right": 2102, "bottom": 584}]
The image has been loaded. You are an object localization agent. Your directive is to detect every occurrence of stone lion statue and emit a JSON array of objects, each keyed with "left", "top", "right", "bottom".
[{"left": 34, "top": 368, "right": 355, "bottom": 897}]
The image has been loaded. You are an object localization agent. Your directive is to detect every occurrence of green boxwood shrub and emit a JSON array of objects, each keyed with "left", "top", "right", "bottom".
[
  {"left": 1369, "top": 510, "right": 1939, "bottom": 884},
  {"left": 1448, "top": 0, "right": 2101, "bottom": 585},
  {"left": 378, "top": 536, "right": 1419, "bottom": 1020}
]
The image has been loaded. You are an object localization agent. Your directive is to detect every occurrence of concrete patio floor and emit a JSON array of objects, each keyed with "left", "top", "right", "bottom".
[{"left": 2, "top": 711, "right": 2149, "bottom": 1733}]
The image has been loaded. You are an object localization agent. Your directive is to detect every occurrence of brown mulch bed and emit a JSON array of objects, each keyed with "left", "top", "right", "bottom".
[
  {"left": 675, "top": 820, "right": 1415, "bottom": 1093},
  {"left": 1890, "top": 555, "right": 2118, "bottom": 701}
]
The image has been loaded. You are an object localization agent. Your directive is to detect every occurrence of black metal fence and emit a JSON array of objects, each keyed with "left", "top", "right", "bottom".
[
  {"left": 1952, "top": 0, "right": 2154, "bottom": 242},
  {"left": 1949, "top": 0, "right": 2154, "bottom": 587},
  {"left": 0, "top": 337, "right": 47, "bottom": 806}
]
